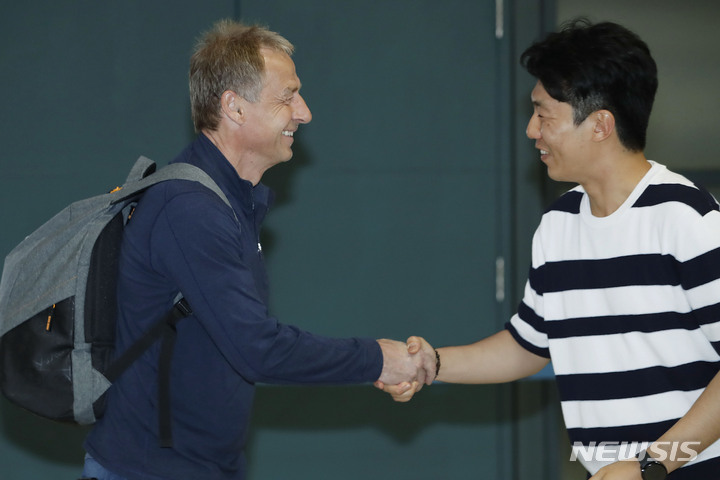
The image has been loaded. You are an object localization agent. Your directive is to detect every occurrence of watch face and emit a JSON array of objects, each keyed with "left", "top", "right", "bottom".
[{"left": 642, "top": 461, "right": 667, "bottom": 480}]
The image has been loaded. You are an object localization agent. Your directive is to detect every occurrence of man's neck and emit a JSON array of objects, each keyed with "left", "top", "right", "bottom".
[
  {"left": 582, "top": 151, "right": 651, "bottom": 217},
  {"left": 202, "top": 128, "right": 264, "bottom": 186}
]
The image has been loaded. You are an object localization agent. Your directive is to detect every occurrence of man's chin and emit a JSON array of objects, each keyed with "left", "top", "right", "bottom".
[
  {"left": 269, "top": 153, "right": 294, "bottom": 169},
  {"left": 546, "top": 169, "right": 568, "bottom": 184}
]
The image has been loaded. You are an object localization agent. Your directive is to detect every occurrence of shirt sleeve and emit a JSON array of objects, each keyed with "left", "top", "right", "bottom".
[
  {"left": 506, "top": 225, "right": 551, "bottom": 358},
  {"left": 149, "top": 186, "right": 383, "bottom": 384},
  {"left": 507, "top": 286, "right": 551, "bottom": 358},
  {"left": 675, "top": 207, "right": 720, "bottom": 356}
]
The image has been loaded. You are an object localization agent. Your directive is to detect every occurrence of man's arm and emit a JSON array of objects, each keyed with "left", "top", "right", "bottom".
[
  {"left": 589, "top": 369, "right": 720, "bottom": 479},
  {"left": 376, "top": 330, "right": 549, "bottom": 401},
  {"left": 434, "top": 330, "right": 549, "bottom": 383}
]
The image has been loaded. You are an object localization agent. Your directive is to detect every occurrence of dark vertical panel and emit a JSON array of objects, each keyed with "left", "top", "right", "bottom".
[
  {"left": 244, "top": 0, "right": 500, "bottom": 344},
  {"left": 239, "top": 1, "right": 511, "bottom": 479},
  {"left": 509, "top": 1, "right": 567, "bottom": 479}
]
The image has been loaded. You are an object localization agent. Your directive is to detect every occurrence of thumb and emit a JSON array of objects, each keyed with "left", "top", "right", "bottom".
[{"left": 406, "top": 336, "right": 422, "bottom": 354}]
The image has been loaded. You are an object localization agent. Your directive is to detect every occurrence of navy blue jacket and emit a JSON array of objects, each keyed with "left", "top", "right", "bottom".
[{"left": 85, "top": 134, "right": 383, "bottom": 479}]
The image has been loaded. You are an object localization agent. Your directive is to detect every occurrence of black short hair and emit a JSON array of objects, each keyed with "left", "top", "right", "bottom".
[{"left": 521, "top": 18, "right": 658, "bottom": 152}]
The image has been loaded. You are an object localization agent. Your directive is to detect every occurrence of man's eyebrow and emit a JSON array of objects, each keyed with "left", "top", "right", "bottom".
[
  {"left": 532, "top": 99, "right": 550, "bottom": 112},
  {"left": 285, "top": 81, "right": 302, "bottom": 94},
  {"left": 280, "top": 85, "right": 299, "bottom": 98}
]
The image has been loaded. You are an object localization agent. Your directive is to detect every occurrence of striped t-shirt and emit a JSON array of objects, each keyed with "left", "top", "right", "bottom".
[{"left": 507, "top": 161, "right": 720, "bottom": 476}]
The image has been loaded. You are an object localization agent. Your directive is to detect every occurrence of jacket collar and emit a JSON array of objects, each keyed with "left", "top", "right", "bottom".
[{"left": 173, "top": 133, "right": 275, "bottom": 220}]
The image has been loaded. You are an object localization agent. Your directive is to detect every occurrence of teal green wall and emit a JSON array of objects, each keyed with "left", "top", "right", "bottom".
[
  {"left": 0, "top": 1, "right": 560, "bottom": 479},
  {"left": 0, "top": 1, "right": 234, "bottom": 253}
]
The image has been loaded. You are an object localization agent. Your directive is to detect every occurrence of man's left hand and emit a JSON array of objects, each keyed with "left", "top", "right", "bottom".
[{"left": 589, "top": 459, "right": 642, "bottom": 480}]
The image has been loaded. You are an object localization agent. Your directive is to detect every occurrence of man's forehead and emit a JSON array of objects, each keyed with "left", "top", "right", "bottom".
[
  {"left": 530, "top": 81, "right": 548, "bottom": 103},
  {"left": 530, "top": 82, "right": 565, "bottom": 110},
  {"left": 262, "top": 49, "right": 301, "bottom": 89}
]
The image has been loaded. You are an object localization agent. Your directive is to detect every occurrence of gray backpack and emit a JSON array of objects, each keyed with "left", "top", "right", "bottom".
[{"left": 0, "top": 156, "right": 232, "bottom": 445}]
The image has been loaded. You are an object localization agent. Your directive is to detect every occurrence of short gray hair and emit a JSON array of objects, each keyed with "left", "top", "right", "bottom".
[{"left": 189, "top": 19, "right": 294, "bottom": 132}]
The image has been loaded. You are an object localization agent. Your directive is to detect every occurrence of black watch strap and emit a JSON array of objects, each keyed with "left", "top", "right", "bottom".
[{"left": 637, "top": 449, "right": 668, "bottom": 480}]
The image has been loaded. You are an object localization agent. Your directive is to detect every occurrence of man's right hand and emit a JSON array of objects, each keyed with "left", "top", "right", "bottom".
[
  {"left": 376, "top": 338, "right": 425, "bottom": 385},
  {"left": 376, "top": 336, "right": 435, "bottom": 385},
  {"left": 375, "top": 336, "right": 435, "bottom": 402}
]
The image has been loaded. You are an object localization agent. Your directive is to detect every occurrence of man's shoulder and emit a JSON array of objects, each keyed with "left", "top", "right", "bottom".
[
  {"left": 143, "top": 176, "right": 229, "bottom": 210},
  {"left": 544, "top": 187, "right": 584, "bottom": 215},
  {"left": 635, "top": 166, "right": 719, "bottom": 217},
  {"left": 129, "top": 178, "right": 238, "bottom": 237}
]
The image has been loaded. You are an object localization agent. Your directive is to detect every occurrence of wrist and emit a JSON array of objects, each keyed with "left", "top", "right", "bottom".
[
  {"left": 434, "top": 348, "right": 441, "bottom": 380},
  {"left": 637, "top": 449, "right": 668, "bottom": 480}
]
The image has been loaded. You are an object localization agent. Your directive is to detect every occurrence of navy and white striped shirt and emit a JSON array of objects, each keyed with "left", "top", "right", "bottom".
[{"left": 508, "top": 162, "right": 720, "bottom": 475}]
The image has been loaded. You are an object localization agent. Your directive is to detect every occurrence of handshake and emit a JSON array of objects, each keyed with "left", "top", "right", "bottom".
[{"left": 374, "top": 336, "right": 436, "bottom": 402}]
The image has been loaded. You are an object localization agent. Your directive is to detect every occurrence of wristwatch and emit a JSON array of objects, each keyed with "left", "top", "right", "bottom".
[{"left": 637, "top": 449, "right": 668, "bottom": 480}]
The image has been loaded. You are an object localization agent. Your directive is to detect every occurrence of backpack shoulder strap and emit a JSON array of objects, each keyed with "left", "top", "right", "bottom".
[
  {"left": 104, "top": 298, "right": 191, "bottom": 449},
  {"left": 111, "top": 157, "right": 236, "bottom": 219},
  {"left": 124, "top": 155, "right": 156, "bottom": 183}
]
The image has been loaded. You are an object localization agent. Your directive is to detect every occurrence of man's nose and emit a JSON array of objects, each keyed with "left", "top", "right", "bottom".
[
  {"left": 294, "top": 94, "right": 312, "bottom": 124},
  {"left": 526, "top": 113, "right": 540, "bottom": 139}
]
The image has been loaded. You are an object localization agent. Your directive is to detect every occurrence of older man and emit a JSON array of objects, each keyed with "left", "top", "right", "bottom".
[{"left": 82, "top": 20, "right": 434, "bottom": 480}]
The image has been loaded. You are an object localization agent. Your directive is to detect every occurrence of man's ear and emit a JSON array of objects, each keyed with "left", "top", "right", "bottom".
[
  {"left": 220, "top": 90, "right": 245, "bottom": 125},
  {"left": 591, "top": 109, "right": 615, "bottom": 142}
]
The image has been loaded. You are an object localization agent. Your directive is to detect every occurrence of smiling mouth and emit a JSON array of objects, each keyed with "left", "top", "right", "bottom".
[{"left": 282, "top": 130, "right": 294, "bottom": 137}]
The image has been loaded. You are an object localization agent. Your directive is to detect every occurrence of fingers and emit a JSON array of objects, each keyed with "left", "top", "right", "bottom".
[
  {"left": 377, "top": 338, "right": 417, "bottom": 385},
  {"left": 393, "top": 381, "right": 419, "bottom": 402},
  {"left": 415, "top": 362, "right": 427, "bottom": 386},
  {"left": 377, "top": 381, "right": 419, "bottom": 403},
  {"left": 407, "top": 336, "right": 422, "bottom": 354},
  {"left": 406, "top": 336, "right": 437, "bottom": 385},
  {"left": 375, "top": 337, "right": 437, "bottom": 400},
  {"left": 422, "top": 346, "right": 437, "bottom": 385}
]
